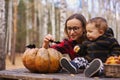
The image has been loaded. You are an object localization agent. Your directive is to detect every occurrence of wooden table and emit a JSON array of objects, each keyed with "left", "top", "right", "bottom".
[{"left": 0, "top": 68, "right": 119, "bottom": 80}]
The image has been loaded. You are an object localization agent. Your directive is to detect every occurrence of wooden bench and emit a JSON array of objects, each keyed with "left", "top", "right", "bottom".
[{"left": 0, "top": 68, "right": 119, "bottom": 80}]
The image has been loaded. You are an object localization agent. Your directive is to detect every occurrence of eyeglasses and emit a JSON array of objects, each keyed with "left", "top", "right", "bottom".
[{"left": 67, "top": 26, "right": 80, "bottom": 31}]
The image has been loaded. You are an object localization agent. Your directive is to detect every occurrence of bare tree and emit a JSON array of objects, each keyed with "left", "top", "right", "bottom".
[
  {"left": 50, "top": 0, "right": 56, "bottom": 39},
  {"left": 43, "top": 0, "right": 49, "bottom": 40},
  {"left": 60, "top": 0, "right": 67, "bottom": 40},
  {"left": 36, "top": 0, "right": 43, "bottom": 46},
  {"left": 0, "top": 0, "right": 6, "bottom": 70},
  {"left": 6, "top": 0, "right": 13, "bottom": 57},
  {"left": 10, "top": 0, "right": 18, "bottom": 65},
  {"left": 24, "top": 0, "right": 31, "bottom": 45}
]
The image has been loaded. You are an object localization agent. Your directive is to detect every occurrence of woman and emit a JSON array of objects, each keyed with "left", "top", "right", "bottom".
[
  {"left": 42, "top": 13, "right": 87, "bottom": 60},
  {"left": 42, "top": 13, "right": 87, "bottom": 74}
]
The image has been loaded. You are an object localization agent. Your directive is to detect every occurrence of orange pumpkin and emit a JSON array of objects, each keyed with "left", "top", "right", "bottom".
[
  {"left": 22, "top": 47, "right": 63, "bottom": 73},
  {"left": 105, "top": 56, "right": 120, "bottom": 64},
  {"left": 22, "top": 48, "right": 39, "bottom": 72}
]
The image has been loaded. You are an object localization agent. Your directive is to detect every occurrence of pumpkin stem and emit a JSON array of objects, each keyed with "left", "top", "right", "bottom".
[{"left": 26, "top": 44, "right": 36, "bottom": 48}]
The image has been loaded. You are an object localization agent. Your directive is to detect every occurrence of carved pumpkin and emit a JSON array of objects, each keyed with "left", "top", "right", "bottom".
[{"left": 22, "top": 47, "right": 63, "bottom": 73}]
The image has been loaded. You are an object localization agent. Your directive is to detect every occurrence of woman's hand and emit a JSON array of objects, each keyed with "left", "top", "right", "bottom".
[{"left": 42, "top": 34, "right": 54, "bottom": 49}]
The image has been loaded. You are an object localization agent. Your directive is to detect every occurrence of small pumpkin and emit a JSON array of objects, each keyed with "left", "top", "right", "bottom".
[
  {"left": 22, "top": 46, "right": 63, "bottom": 73},
  {"left": 105, "top": 56, "right": 120, "bottom": 64}
]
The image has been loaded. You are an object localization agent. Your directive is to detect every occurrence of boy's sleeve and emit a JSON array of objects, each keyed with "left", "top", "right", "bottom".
[
  {"left": 110, "top": 38, "right": 120, "bottom": 56},
  {"left": 75, "top": 42, "right": 88, "bottom": 57}
]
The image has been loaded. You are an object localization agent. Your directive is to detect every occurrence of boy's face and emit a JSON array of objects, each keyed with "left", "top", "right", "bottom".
[{"left": 86, "top": 23, "right": 103, "bottom": 41}]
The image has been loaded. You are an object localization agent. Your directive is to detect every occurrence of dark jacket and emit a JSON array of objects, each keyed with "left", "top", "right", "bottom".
[{"left": 77, "top": 28, "right": 120, "bottom": 63}]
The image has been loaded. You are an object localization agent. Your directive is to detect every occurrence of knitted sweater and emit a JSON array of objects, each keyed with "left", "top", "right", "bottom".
[{"left": 77, "top": 35, "right": 120, "bottom": 63}]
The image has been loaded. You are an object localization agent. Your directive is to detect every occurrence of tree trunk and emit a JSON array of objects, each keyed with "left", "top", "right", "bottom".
[
  {"left": 60, "top": 0, "right": 66, "bottom": 40},
  {"left": 11, "top": 0, "right": 18, "bottom": 65},
  {"left": 0, "top": 0, "right": 6, "bottom": 70},
  {"left": 43, "top": 0, "right": 48, "bottom": 36},
  {"left": 36, "top": 0, "right": 43, "bottom": 46},
  {"left": 7, "top": 0, "right": 13, "bottom": 57},
  {"left": 50, "top": 0, "right": 56, "bottom": 39},
  {"left": 24, "top": 0, "right": 30, "bottom": 45}
]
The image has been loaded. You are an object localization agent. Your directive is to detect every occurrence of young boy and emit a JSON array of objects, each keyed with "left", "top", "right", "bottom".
[{"left": 60, "top": 17, "right": 120, "bottom": 77}]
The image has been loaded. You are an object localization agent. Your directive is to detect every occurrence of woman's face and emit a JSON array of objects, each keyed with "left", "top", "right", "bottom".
[{"left": 66, "top": 18, "right": 84, "bottom": 40}]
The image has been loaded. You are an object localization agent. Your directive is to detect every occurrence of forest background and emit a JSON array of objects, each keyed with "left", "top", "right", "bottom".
[{"left": 0, "top": 0, "right": 120, "bottom": 70}]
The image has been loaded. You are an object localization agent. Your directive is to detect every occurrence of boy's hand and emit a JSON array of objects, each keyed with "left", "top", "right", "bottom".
[{"left": 74, "top": 45, "right": 80, "bottom": 53}]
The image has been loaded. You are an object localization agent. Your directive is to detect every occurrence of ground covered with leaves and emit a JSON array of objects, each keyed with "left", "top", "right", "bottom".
[{"left": 6, "top": 54, "right": 25, "bottom": 70}]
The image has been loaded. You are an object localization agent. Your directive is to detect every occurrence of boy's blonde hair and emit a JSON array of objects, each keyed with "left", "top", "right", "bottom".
[{"left": 87, "top": 17, "right": 108, "bottom": 32}]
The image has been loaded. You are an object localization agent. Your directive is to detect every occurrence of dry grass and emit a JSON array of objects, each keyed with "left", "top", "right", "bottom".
[{"left": 6, "top": 54, "right": 25, "bottom": 70}]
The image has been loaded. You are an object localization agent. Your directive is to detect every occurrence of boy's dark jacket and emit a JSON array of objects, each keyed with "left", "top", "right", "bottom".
[{"left": 76, "top": 28, "right": 120, "bottom": 62}]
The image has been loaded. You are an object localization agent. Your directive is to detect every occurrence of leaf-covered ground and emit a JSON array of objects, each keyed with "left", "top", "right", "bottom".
[{"left": 6, "top": 54, "right": 25, "bottom": 70}]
